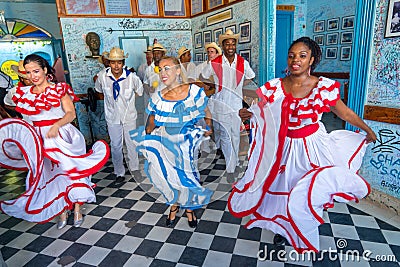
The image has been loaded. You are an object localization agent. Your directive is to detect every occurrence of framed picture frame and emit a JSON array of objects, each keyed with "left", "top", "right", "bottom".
[
  {"left": 204, "top": 53, "right": 208, "bottom": 61},
  {"left": 119, "top": 36, "right": 149, "bottom": 71},
  {"left": 342, "top": 15, "right": 355, "bottom": 30},
  {"left": 327, "top": 18, "right": 339, "bottom": 31},
  {"left": 340, "top": 46, "right": 352, "bottom": 61},
  {"left": 225, "top": 24, "right": 237, "bottom": 34},
  {"left": 203, "top": 30, "right": 212, "bottom": 44},
  {"left": 194, "top": 32, "right": 203, "bottom": 48},
  {"left": 64, "top": 0, "right": 101, "bottom": 15},
  {"left": 163, "top": 0, "right": 186, "bottom": 16},
  {"left": 313, "top": 34, "right": 324, "bottom": 46},
  {"left": 341, "top": 32, "right": 353, "bottom": 44},
  {"left": 195, "top": 53, "right": 203, "bottom": 62},
  {"left": 239, "top": 21, "right": 251, "bottom": 43},
  {"left": 214, "top": 28, "right": 223, "bottom": 44},
  {"left": 239, "top": 49, "right": 251, "bottom": 64},
  {"left": 208, "top": 0, "right": 224, "bottom": 9},
  {"left": 206, "top": 8, "right": 232, "bottom": 26},
  {"left": 325, "top": 47, "right": 338, "bottom": 59},
  {"left": 313, "top": 20, "right": 325, "bottom": 33},
  {"left": 326, "top": 33, "right": 338, "bottom": 45},
  {"left": 137, "top": 0, "right": 159, "bottom": 16},
  {"left": 191, "top": 0, "right": 203, "bottom": 16},
  {"left": 384, "top": 0, "right": 400, "bottom": 38}
]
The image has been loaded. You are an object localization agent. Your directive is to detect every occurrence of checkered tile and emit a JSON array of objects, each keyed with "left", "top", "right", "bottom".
[{"left": 1, "top": 151, "right": 400, "bottom": 267}]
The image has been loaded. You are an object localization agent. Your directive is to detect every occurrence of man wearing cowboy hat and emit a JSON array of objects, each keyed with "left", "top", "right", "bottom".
[
  {"left": 137, "top": 46, "right": 153, "bottom": 82},
  {"left": 95, "top": 47, "right": 143, "bottom": 185},
  {"left": 143, "top": 43, "right": 167, "bottom": 103},
  {"left": 177, "top": 46, "right": 196, "bottom": 83},
  {"left": 201, "top": 29, "right": 255, "bottom": 177}
]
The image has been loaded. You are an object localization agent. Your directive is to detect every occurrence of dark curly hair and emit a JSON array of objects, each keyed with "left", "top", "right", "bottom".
[
  {"left": 288, "top": 37, "right": 322, "bottom": 72},
  {"left": 23, "top": 54, "right": 57, "bottom": 83}
]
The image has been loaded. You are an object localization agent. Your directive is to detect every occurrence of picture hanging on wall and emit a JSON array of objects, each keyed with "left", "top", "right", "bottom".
[
  {"left": 191, "top": 0, "right": 203, "bottom": 16},
  {"left": 384, "top": 0, "right": 400, "bottom": 38},
  {"left": 325, "top": 47, "right": 338, "bottom": 59},
  {"left": 137, "top": 0, "right": 159, "bottom": 15},
  {"left": 204, "top": 30, "right": 212, "bottom": 44},
  {"left": 195, "top": 53, "right": 203, "bottom": 62},
  {"left": 340, "top": 46, "right": 352, "bottom": 61},
  {"left": 225, "top": 25, "right": 237, "bottom": 34},
  {"left": 327, "top": 18, "right": 340, "bottom": 31},
  {"left": 340, "top": 32, "right": 353, "bottom": 44},
  {"left": 208, "top": 0, "right": 223, "bottom": 9},
  {"left": 313, "top": 20, "right": 325, "bottom": 33},
  {"left": 326, "top": 33, "right": 338, "bottom": 45},
  {"left": 239, "top": 49, "right": 251, "bottom": 64},
  {"left": 239, "top": 21, "right": 251, "bottom": 43},
  {"left": 341, "top": 15, "right": 355, "bottom": 30},
  {"left": 194, "top": 32, "right": 203, "bottom": 48},
  {"left": 214, "top": 28, "right": 223, "bottom": 44},
  {"left": 313, "top": 34, "right": 324, "bottom": 45}
]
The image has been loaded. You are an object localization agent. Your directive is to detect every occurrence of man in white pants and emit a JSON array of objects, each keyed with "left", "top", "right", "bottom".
[
  {"left": 201, "top": 30, "right": 255, "bottom": 178},
  {"left": 95, "top": 47, "right": 143, "bottom": 185}
]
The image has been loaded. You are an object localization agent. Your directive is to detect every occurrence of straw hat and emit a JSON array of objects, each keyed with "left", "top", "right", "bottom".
[
  {"left": 11, "top": 60, "right": 27, "bottom": 79},
  {"left": 144, "top": 46, "right": 153, "bottom": 53},
  {"left": 177, "top": 46, "right": 191, "bottom": 58},
  {"left": 98, "top": 51, "right": 109, "bottom": 64},
  {"left": 205, "top": 42, "right": 222, "bottom": 55},
  {"left": 105, "top": 47, "right": 128, "bottom": 61},
  {"left": 152, "top": 43, "right": 167, "bottom": 52},
  {"left": 218, "top": 29, "right": 239, "bottom": 45}
]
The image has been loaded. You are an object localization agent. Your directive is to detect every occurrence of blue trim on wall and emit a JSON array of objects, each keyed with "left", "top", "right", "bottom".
[
  {"left": 259, "top": 0, "right": 276, "bottom": 85},
  {"left": 347, "top": 0, "right": 377, "bottom": 131}
]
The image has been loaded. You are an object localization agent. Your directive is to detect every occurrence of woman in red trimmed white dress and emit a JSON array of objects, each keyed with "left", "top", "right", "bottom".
[
  {"left": 228, "top": 37, "right": 377, "bottom": 252},
  {"left": 0, "top": 54, "right": 109, "bottom": 229}
]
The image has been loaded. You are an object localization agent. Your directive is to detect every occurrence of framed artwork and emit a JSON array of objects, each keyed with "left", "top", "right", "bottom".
[
  {"left": 327, "top": 18, "right": 339, "bottom": 31},
  {"left": 342, "top": 15, "right": 355, "bottom": 30},
  {"left": 214, "top": 28, "right": 223, "bottom": 44},
  {"left": 225, "top": 24, "right": 237, "bottom": 34},
  {"left": 325, "top": 47, "right": 338, "bottom": 59},
  {"left": 204, "top": 53, "right": 208, "bottom": 61},
  {"left": 313, "top": 20, "right": 325, "bottom": 33},
  {"left": 163, "top": 0, "right": 186, "bottom": 16},
  {"left": 138, "top": 0, "right": 159, "bottom": 15},
  {"left": 119, "top": 37, "right": 149, "bottom": 71},
  {"left": 239, "top": 21, "right": 251, "bottom": 43},
  {"left": 239, "top": 49, "right": 251, "bottom": 64},
  {"left": 204, "top": 30, "right": 212, "bottom": 44},
  {"left": 341, "top": 32, "right": 353, "bottom": 44},
  {"left": 191, "top": 0, "right": 203, "bottom": 16},
  {"left": 384, "top": 0, "right": 400, "bottom": 38},
  {"left": 314, "top": 34, "right": 324, "bottom": 46},
  {"left": 208, "top": 0, "right": 223, "bottom": 9},
  {"left": 64, "top": 0, "right": 101, "bottom": 15},
  {"left": 194, "top": 32, "right": 203, "bottom": 48},
  {"left": 195, "top": 53, "right": 203, "bottom": 62},
  {"left": 206, "top": 8, "right": 232, "bottom": 26},
  {"left": 340, "top": 46, "right": 352, "bottom": 61},
  {"left": 326, "top": 33, "right": 338, "bottom": 45}
]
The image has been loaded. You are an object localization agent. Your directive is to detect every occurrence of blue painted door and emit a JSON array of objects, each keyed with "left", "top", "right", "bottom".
[{"left": 275, "top": 11, "right": 294, "bottom": 78}]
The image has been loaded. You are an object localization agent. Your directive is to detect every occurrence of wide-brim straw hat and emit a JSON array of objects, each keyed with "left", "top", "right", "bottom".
[
  {"left": 105, "top": 47, "right": 128, "bottom": 61},
  {"left": 177, "top": 46, "right": 191, "bottom": 58},
  {"left": 152, "top": 43, "right": 167, "bottom": 52},
  {"left": 144, "top": 46, "right": 153, "bottom": 53},
  {"left": 11, "top": 60, "right": 27, "bottom": 79},
  {"left": 205, "top": 42, "right": 222, "bottom": 55},
  {"left": 218, "top": 29, "right": 239, "bottom": 45},
  {"left": 98, "top": 51, "right": 109, "bottom": 64}
]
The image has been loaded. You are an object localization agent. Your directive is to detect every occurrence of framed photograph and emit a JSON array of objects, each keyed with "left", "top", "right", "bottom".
[
  {"left": 340, "top": 46, "right": 352, "bottom": 61},
  {"left": 341, "top": 32, "right": 353, "bottom": 44},
  {"left": 203, "top": 30, "right": 212, "bottom": 44},
  {"left": 239, "top": 49, "right": 251, "bottom": 64},
  {"left": 214, "top": 28, "right": 223, "bottom": 44},
  {"left": 119, "top": 37, "right": 149, "bottom": 72},
  {"left": 195, "top": 53, "right": 203, "bottom": 62},
  {"left": 325, "top": 47, "right": 338, "bottom": 59},
  {"left": 327, "top": 18, "right": 339, "bottom": 31},
  {"left": 342, "top": 15, "right": 355, "bottom": 30},
  {"left": 204, "top": 53, "right": 208, "bottom": 61},
  {"left": 313, "top": 34, "right": 324, "bottom": 46},
  {"left": 384, "top": 0, "right": 400, "bottom": 38},
  {"left": 206, "top": 8, "right": 232, "bottom": 26},
  {"left": 138, "top": 0, "right": 159, "bottom": 16},
  {"left": 208, "top": 0, "right": 223, "bottom": 9},
  {"left": 326, "top": 33, "right": 338, "bottom": 45},
  {"left": 64, "top": 0, "right": 101, "bottom": 15},
  {"left": 239, "top": 21, "right": 251, "bottom": 43},
  {"left": 163, "top": 0, "right": 186, "bottom": 16},
  {"left": 313, "top": 20, "right": 325, "bottom": 33},
  {"left": 225, "top": 24, "right": 237, "bottom": 34},
  {"left": 191, "top": 0, "right": 203, "bottom": 16},
  {"left": 194, "top": 32, "right": 203, "bottom": 48}
]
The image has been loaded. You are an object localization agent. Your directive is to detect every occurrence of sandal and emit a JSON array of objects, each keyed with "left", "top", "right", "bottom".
[
  {"left": 166, "top": 206, "right": 180, "bottom": 227},
  {"left": 185, "top": 209, "right": 197, "bottom": 228}
]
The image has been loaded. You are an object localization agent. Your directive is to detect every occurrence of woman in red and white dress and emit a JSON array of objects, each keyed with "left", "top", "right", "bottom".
[
  {"left": 0, "top": 54, "right": 109, "bottom": 229},
  {"left": 228, "top": 37, "right": 377, "bottom": 252}
]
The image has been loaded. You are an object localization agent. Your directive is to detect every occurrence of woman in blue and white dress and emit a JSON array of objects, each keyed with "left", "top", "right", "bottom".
[{"left": 131, "top": 56, "right": 213, "bottom": 228}]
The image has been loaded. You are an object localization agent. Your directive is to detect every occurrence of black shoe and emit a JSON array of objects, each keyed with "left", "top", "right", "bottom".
[
  {"left": 273, "top": 234, "right": 286, "bottom": 245},
  {"left": 166, "top": 206, "right": 180, "bottom": 227},
  {"left": 186, "top": 210, "right": 197, "bottom": 228},
  {"left": 115, "top": 176, "right": 125, "bottom": 186}
]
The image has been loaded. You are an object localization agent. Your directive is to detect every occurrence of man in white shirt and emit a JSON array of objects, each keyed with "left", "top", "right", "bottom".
[
  {"left": 177, "top": 46, "right": 197, "bottom": 83},
  {"left": 137, "top": 46, "right": 153, "bottom": 82},
  {"left": 95, "top": 47, "right": 143, "bottom": 185},
  {"left": 201, "top": 30, "right": 255, "bottom": 176}
]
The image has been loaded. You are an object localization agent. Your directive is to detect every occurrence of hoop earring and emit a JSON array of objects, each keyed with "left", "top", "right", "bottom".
[{"left": 285, "top": 67, "right": 291, "bottom": 76}]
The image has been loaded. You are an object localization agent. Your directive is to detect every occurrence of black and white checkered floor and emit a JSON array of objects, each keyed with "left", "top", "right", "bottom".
[{"left": 1, "top": 151, "right": 400, "bottom": 267}]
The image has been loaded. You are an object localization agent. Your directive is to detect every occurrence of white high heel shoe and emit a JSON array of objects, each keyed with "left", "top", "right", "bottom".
[
  {"left": 57, "top": 210, "right": 70, "bottom": 230},
  {"left": 73, "top": 211, "right": 84, "bottom": 227}
]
